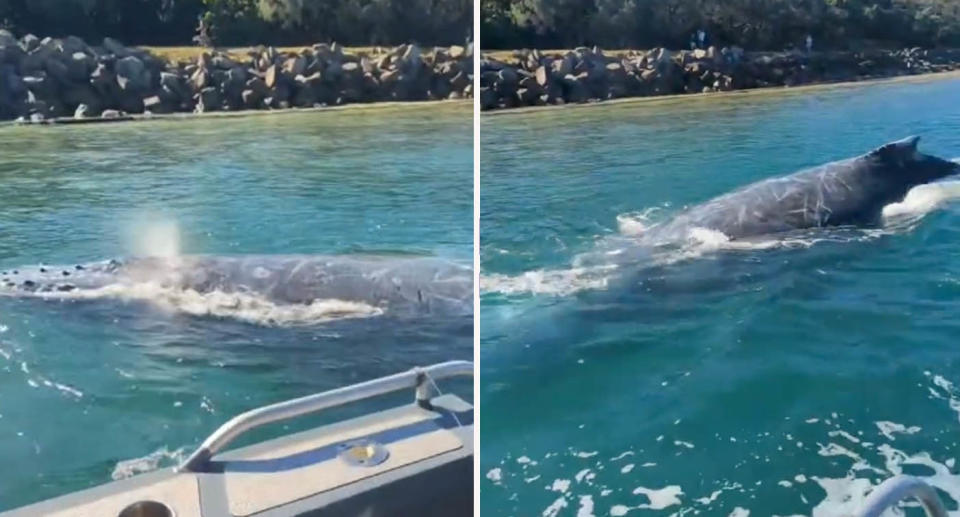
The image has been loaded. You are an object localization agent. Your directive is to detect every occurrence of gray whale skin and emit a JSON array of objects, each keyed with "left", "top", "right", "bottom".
[
  {"left": 0, "top": 254, "right": 472, "bottom": 317},
  {"left": 649, "top": 136, "right": 959, "bottom": 242}
]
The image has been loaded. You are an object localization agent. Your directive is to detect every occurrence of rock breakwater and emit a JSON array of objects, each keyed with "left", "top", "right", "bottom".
[
  {"left": 0, "top": 32, "right": 473, "bottom": 123},
  {"left": 480, "top": 46, "right": 960, "bottom": 111}
]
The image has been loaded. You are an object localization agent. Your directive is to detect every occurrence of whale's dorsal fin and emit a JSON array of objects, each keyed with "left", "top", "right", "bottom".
[{"left": 869, "top": 136, "right": 921, "bottom": 161}]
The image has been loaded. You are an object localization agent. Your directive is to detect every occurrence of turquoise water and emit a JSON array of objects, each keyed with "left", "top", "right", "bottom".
[
  {"left": 0, "top": 104, "right": 472, "bottom": 510},
  {"left": 480, "top": 79, "right": 960, "bottom": 516}
]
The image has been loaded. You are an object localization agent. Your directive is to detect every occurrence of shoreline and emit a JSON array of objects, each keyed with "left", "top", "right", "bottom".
[
  {"left": 480, "top": 47, "right": 960, "bottom": 113},
  {"left": 0, "top": 34, "right": 473, "bottom": 124},
  {"left": 482, "top": 68, "right": 960, "bottom": 117},
  {"left": 1, "top": 97, "right": 471, "bottom": 128}
]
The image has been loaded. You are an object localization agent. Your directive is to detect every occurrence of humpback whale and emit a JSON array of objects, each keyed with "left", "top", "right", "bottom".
[
  {"left": 0, "top": 254, "right": 472, "bottom": 318},
  {"left": 646, "top": 136, "right": 959, "bottom": 243}
]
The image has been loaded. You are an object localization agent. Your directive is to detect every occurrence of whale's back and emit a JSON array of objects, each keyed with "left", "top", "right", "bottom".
[
  {"left": 647, "top": 137, "right": 958, "bottom": 241},
  {"left": 0, "top": 254, "right": 473, "bottom": 318}
]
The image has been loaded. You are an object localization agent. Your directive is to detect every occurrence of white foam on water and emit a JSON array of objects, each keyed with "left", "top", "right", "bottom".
[
  {"left": 486, "top": 468, "right": 503, "bottom": 484},
  {"left": 875, "top": 421, "right": 921, "bottom": 441},
  {"left": 616, "top": 207, "right": 666, "bottom": 236},
  {"left": 42, "top": 379, "right": 83, "bottom": 399},
  {"left": 13, "top": 357, "right": 84, "bottom": 399},
  {"left": 486, "top": 373, "right": 960, "bottom": 517},
  {"left": 810, "top": 475, "right": 875, "bottom": 517},
  {"left": 111, "top": 446, "right": 189, "bottom": 480},
  {"left": 827, "top": 430, "right": 861, "bottom": 443},
  {"left": 518, "top": 455, "right": 536, "bottom": 465},
  {"left": 24, "top": 282, "right": 383, "bottom": 326},
  {"left": 577, "top": 495, "right": 596, "bottom": 517},
  {"left": 481, "top": 265, "right": 617, "bottom": 296},
  {"left": 631, "top": 485, "right": 683, "bottom": 509},
  {"left": 729, "top": 508, "right": 750, "bottom": 517},
  {"left": 926, "top": 372, "right": 960, "bottom": 424},
  {"left": 575, "top": 468, "right": 594, "bottom": 484},
  {"left": 695, "top": 490, "right": 723, "bottom": 505},
  {"left": 549, "top": 478, "right": 572, "bottom": 493},
  {"left": 543, "top": 496, "right": 569, "bottom": 517},
  {"left": 882, "top": 180, "right": 960, "bottom": 221}
]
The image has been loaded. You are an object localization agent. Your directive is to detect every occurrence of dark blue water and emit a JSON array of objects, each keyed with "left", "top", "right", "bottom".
[
  {"left": 480, "top": 78, "right": 960, "bottom": 516},
  {"left": 0, "top": 104, "right": 472, "bottom": 510}
]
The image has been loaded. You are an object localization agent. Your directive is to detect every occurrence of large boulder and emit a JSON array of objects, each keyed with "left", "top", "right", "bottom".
[
  {"left": 296, "top": 72, "right": 323, "bottom": 90},
  {"left": 160, "top": 71, "right": 189, "bottom": 99},
  {"left": 20, "top": 44, "right": 51, "bottom": 73},
  {"left": 22, "top": 74, "right": 56, "bottom": 99},
  {"left": 117, "top": 91, "right": 145, "bottom": 113},
  {"left": 0, "top": 30, "right": 17, "bottom": 48},
  {"left": 195, "top": 86, "right": 221, "bottom": 113},
  {"left": 245, "top": 77, "right": 270, "bottom": 96},
  {"left": 222, "top": 67, "right": 248, "bottom": 106},
  {"left": 1, "top": 65, "right": 26, "bottom": 97},
  {"left": 67, "top": 52, "right": 94, "bottom": 81},
  {"left": 450, "top": 70, "right": 470, "bottom": 91},
  {"left": 59, "top": 36, "right": 88, "bottom": 56},
  {"left": 115, "top": 55, "right": 149, "bottom": 91},
  {"left": 241, "top": 88, "right": 264, "bottom": 108},
  {"left": 265, "top": 64, "right": 285, "bottom": 89},
  {"left": 62, "top": 84, "right": 101, "bottom": 112},
  {"left": 211, "top": 54, "right": 238, "bottom": 70},
  {"left": 74, "top": 103, "right": 97, "bottom": 119},
  {"left": 291, "top": 85, "right": 317, "bottom": 107},
  {"left": 190, "top": 67, "right": 210, "bottom": 91},
  {"left": 143, "top": 95, "right": 172, "bottom": 114},
  {"left": 43, "top": 58, "right": 70, "bottom": 84},
  {"left": 90, "top": 63, "right": 117, "bottom": 97},
  {"left": 102, "top": 37, "right": 131, "bottom": 57},
  {"left": 283, "top": 55, "right": 307, "bottom": 76},
  {"left": 448, "top": 45, "right": 466, "bottom": 60},
  {"left": 20, "top": 34, "right": 40, "bottom": 53}
]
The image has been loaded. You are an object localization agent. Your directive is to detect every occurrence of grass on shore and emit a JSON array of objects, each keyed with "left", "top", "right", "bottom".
[{"left": 140, "top": 46, "right": 385, "bottom": 63}]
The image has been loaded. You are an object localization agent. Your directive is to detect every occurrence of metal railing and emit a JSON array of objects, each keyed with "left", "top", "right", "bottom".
[
  {"left": 178, "top": 360, "right": 473, "bottom": 472},
  {"left": 857, "top": 476, "right": 949, "bottom": 517}
]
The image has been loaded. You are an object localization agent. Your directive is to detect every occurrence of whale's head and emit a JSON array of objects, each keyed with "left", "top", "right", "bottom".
[{"left": 869, "top": 136, "right": 960, "bottom": 186}]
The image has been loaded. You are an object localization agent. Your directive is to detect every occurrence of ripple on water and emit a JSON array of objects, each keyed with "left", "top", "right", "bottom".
[{"left": 484, "top": 371, "right": 960, "bottom": 516}]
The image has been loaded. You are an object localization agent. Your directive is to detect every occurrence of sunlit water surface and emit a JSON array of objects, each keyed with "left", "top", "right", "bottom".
[
  {"left": 0, "top": 103, "right": 472, "bottom": 509},
  {"left": 481, "top": 79, "right": 960, "bottom": 516}
]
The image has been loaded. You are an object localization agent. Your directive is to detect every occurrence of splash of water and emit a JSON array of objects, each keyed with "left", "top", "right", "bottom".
[
  {"left": 28, "top": 283, "right": 384, "bottom": 326},
  {"left": 882, "top": 180, "right": 960, "bottom": 221},
  {"left": 126, "top": 214, "right": 182, "bottom": 258}
]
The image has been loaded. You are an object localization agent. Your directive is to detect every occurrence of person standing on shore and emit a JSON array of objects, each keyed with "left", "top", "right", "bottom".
[
  {"left": 806, "top": 34, "right": 813, "bottom": 53},
  {"left": 698, "top": 28, "right": 706, "bottom": 49}
]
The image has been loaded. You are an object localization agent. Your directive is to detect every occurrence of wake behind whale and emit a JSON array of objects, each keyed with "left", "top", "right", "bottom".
[
  {"left": 483, "top": 136, "right": 960, "bottom": 297},
  {"left": 0, "top": 254, "right": 473, "bottom": 326}
]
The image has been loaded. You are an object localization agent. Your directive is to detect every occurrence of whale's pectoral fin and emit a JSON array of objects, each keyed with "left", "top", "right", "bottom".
[{"left": 869, "top": 136, "right": 921, "bottom": 161}]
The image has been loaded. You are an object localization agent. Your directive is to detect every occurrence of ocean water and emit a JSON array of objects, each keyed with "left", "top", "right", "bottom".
[
  {"left": 0, "top": 103, "right": 472, "bottom": 510},
  {"left": 480, "top": 78, "right": 960, "bottom": 516}
]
